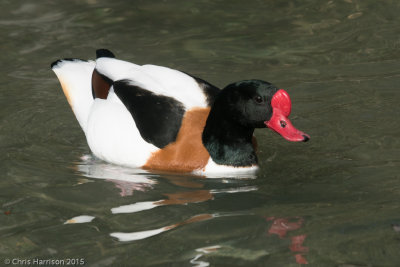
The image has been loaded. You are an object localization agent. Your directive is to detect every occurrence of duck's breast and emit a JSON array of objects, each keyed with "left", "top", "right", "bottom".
[{"left": 143, "top": 107, "right": 211, "bottom": 172}]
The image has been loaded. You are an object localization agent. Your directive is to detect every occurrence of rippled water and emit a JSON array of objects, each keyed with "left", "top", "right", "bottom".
[{"left": 1, "top": 0, "right": 400, "bottom": 266}]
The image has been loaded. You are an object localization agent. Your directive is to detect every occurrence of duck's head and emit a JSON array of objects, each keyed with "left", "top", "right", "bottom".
[{"left": 218, "top": 80, "right": 310, "bottom": 142}]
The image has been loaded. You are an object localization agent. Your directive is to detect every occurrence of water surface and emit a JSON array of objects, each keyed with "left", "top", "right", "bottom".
[{"left": 1, "top": 0, "right": 400, "bottom": 266}]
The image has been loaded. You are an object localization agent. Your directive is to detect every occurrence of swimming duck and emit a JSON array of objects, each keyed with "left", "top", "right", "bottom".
[{"left": 51, "top": 49, "right": 309, "bottom": 175}]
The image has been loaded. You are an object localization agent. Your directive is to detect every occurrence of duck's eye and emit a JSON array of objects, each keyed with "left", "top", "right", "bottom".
[
  {"left": 254, "top": 95, "right": 263, "bottom": 104},
  {"left": 280, "top": 120, "right": 287, "bottom": 128}
]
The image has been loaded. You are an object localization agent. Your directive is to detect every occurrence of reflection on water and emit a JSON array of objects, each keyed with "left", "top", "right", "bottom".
[
  {"left": 266, "top": 216, "right": 308, "bottom": 264},
  {"left": 1, "top": 0, "right": 400, "bottom": 265},
  {"left": 111, "top": 186, "right": 257, "bottom": 214},
  {"left": 77, "top": 154, "right": 156, "bottom": 196},
  {"left": 190, "top": 245, "right": 221, "bottom": 267},
  {"left": 111, "top": 213, "right": 216, "bottom": 242},
  {"left": 189, "top": 244, "right": 269, "bottom": 267},
  {"left": 64, "top": 215, "right": 95, "bottom": 224},
  {"left": 72, "top": 155, "right": 259, "bottom": 243}
]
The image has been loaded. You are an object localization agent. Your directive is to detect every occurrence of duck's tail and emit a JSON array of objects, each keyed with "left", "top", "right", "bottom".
[{"left": 51, "top": 58, "right": 96, "bottom": 132}]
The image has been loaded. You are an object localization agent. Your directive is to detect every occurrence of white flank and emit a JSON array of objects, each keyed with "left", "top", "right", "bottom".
[
  {"left": 64, "top": 215, "right": 95, "bottom": 224},
  {"left": 86, "top": 88, "right": 158, "bottom": 167}
]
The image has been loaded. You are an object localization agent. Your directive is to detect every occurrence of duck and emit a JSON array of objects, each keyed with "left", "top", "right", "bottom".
[{"left": 51, "top": 49, "right": 309, "bottom": 175}]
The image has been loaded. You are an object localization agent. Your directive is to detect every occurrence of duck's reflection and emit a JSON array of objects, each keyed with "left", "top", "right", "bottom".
[
  {"left": 190, "top": 245, "right": 221, "bottom": 267},
  {"left": 111, "top": 190, "right": 213, "bottom": 214},
  {"left": 74, "top": 154, "right": 258, "bottom": 242},
  {"left": 266, "top": 216, "right": 309, "bottom": 264},
  {"left": 76, "top": 155, "right": 156, "bottom": 196},
  {"left": 111, "top": 186, "right": 257, "bottom": 214},
  {"left": 111, "top": 213, "right": 216, "bottom": 241}
]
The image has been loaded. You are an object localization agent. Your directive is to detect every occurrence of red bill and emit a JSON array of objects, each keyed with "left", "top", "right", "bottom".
[{"left": 265, "top": 89, "right": 310, "bottom": 142}]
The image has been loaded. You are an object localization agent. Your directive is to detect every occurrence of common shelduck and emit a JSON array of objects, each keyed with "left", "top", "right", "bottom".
[{"left": 51, "top": 49, "right": 309, "bottom": 175}]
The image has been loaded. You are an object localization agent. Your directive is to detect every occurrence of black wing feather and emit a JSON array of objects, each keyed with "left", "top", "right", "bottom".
[{"left": 113, "top": 80, "right": 185, "bottom": 148}]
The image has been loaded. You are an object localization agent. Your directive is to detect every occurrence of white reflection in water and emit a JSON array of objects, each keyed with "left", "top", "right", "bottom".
[
  {"left": 74, "top": 154, "right": 259, "bottom": 242},
  {"left": 64, "top": 215, "right": 95, "bottom": 224},
  {"left": 110, "top": 212, "right": 254, "bottom": 242},
  {"left": 190, "top": 245, "right": 221, "bottom": 267},
  {"left": 190, "top": 254, "right": 209, "bottom": 267},
  {"left": 110, "top": 213, "right": 216, "bottom": 242},
  {"left": 76, "top": 154, "right": 156, "bottom": 196},
  {"left": 111, "top": 201, "right": 158, "bottom": 214},
  {"left": 77, "top": 154, "right": 156, "bottom": 184},
  {"left": 111, "top": 186, "right": 257, "bottom": 214},
  {"left": 110, "top": 227, "right": 168, "bottom": 242},
  {"left": 189, "top": 244, "right": 269, "bottom": 266}
]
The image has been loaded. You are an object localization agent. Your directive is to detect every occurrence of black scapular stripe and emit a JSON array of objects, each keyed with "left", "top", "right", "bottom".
[{"left": 113, "top": 80, "right": 185, "bottom": 148}]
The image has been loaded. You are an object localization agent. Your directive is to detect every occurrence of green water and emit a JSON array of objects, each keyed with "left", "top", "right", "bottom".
[{"left": 1, "top": 0, "right": 400, "bottom": 266}]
